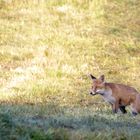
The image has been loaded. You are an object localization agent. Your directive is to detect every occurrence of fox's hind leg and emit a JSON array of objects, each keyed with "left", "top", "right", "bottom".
[
  {"left": 132, "top": 112, "right": 138, "bottom": 116},
  {"left": 131, "top": 103, "right": 138, "bottom": 116},
  {"left": 119, "top": 106, "right": 127, "bottom": 114}
]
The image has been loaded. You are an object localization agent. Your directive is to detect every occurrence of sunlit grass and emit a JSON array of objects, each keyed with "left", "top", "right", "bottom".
[{"left": 0, "top": 0, "right": 140, "bottom": 139}]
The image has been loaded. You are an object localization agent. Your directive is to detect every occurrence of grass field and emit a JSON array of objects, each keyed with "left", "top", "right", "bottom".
[{"left": 0, "top": 0, "right": 140, "bottom": 139}]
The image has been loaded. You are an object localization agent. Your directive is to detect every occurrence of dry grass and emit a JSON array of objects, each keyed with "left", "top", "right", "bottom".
[{"left": 0, "top": 0, "right": 140, "bottom": 139}]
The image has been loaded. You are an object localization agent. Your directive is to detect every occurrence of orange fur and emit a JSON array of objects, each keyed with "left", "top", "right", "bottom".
[{"left": 89, "top": 75, "right": 140, "bottom": 115}]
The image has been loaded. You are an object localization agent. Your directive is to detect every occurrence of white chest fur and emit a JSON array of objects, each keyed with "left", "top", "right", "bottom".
[{"left": 102, "top": 90, "right": 116, "bottom": 104}]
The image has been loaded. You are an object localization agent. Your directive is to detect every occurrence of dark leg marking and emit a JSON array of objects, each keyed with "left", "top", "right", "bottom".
[
  {"left": 119, "top": 106, "right": 127, "bottom": 114},
  {"left": 132, "top": 112, "right": 138, "bottom": 116}
]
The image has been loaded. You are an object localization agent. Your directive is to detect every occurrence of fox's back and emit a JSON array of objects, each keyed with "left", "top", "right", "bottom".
[{"left": 106, "top": 83, "right": 138, "bottom": 97}]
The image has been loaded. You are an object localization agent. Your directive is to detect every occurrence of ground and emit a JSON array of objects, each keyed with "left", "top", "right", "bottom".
[{"left": 0, "top": 0, "right": 140, "bottom": 139}]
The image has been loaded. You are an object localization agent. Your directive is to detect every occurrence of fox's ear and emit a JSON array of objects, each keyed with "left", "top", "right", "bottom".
[
  {"left": 89, "top": 74, "right": 96, "bottom": 80},
  {"left": 99, "top": 75, "right": 105, "bottom": 82}
]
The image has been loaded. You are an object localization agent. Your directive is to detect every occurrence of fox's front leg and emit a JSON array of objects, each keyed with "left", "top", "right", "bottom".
[{"left": 112, "top": 101, "right": 119, "bottom": 113}]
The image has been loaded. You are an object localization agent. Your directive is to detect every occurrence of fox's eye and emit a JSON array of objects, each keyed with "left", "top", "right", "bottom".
[
  {"left": 97, "top": 85, "right": 104, "bottom": 89},
  {"left": 99, "top": 84, "right": 104, "bottom": 87},
  {"left": 100, "top": 87, "right": 104, "bottom": 89}
]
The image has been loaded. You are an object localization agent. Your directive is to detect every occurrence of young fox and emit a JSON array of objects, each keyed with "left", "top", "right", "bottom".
[{"left": 89, "top": 74, "right": 140, "bottom": 116}]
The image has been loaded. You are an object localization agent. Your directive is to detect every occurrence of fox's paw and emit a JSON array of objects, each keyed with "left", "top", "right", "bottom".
[{"left": 132, "top": 112, "right": 138, "bottom": 116}]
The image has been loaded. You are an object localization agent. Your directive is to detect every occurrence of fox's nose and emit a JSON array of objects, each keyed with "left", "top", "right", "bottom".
[
  {"left": 89, "top": 89, "right": 93, "bottom": 94},
  {"left": 90, "top": 92, "right": 93, "bottom": 95},
  {"left": 89, "top": 89, "right": 97, "bottom": 96},
  {"left": 89, "top": 90, "right": 95, "bottom": 95}
]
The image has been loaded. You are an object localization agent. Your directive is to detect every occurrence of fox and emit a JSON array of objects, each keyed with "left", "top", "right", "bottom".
[{"left": 89, "top": 74, "right": 140, "bottom": 116}]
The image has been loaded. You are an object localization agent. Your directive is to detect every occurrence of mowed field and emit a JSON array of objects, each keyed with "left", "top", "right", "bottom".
[{"left": 0, "top": 0, "right": 140, "bottom": 139}]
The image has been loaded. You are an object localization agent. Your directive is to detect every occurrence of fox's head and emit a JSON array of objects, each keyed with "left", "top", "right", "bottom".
[{"left": 89, "top": 74, "right": 106, "bottom": 96}]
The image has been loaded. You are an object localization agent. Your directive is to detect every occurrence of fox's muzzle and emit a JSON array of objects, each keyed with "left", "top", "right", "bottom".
[{"left": 89, "top": 90, "right": 97, "bottom": 96}]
